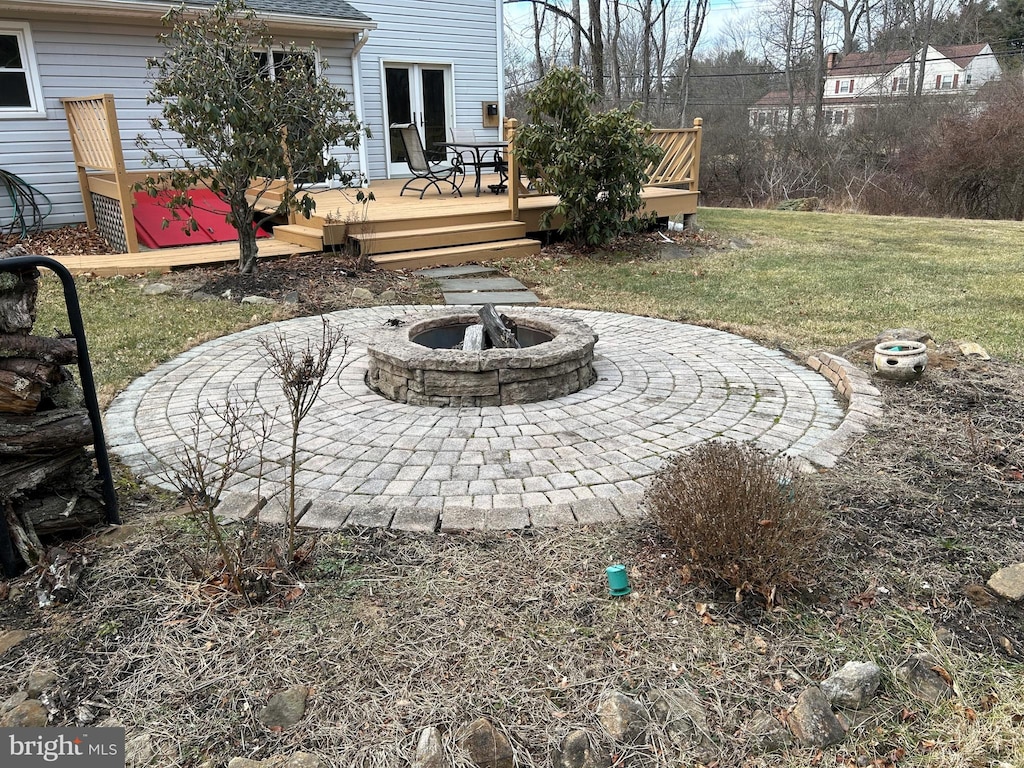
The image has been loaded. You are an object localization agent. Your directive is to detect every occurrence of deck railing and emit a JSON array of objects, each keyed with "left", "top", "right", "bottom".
[{"left": 506, "top": 116, "right": 703, "bottom": 221}]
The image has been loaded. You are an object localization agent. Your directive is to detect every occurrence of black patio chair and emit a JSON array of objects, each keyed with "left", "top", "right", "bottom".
[{"left": 395, "top": 124, "right": 464, "bottom": 198}]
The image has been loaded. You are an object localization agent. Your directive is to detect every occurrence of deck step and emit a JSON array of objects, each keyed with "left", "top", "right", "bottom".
[
  {"left": 340, "top": 209, "right": 507, "bottom": 236},
  {"left": 351, "top": 220, "right": 526, "bottom": 256},
  {"left": 273, "top": 224, "right": 323, "bottom": 249},
  {"left": 373, "top": 238, "right": 541, "bottom": 271}
]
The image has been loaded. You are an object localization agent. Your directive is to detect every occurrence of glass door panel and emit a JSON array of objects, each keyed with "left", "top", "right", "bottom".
[{"left": 384, "top": 62, "right": 452, "bottom": 176}]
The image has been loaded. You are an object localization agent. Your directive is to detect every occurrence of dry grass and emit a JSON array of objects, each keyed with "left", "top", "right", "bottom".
[{"left": 3, "top": 513, "right": 1023, "bottom": 767}]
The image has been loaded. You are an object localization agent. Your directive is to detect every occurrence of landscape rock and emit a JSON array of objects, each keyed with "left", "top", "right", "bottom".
[
  {"left": 257, "top": 685, "right": 308, "bottom": 729},
  {"left": 894, "top": 654, "right": 954, "bottom": 703},
  {"left": 242, "top": 295, "right": 277, "bottom": 305},
  {"left": 379, "top": 290, "right": 398, "bottom": 302},
  {"left": 878, "top": 328, "right": 932, "bottom": 344},
  {"left": 141, "top": 282, "right": 172, "bottom": 296},
  {"left": 2, "top": 691, "right": 28, "bottom": 713},
  {"left": 125, "top": 733, "right": 156, "bottom": 767},
  {"left": 987, "top": 564, "right": 1024, "bottom": 601},
  {"left": 788, "top": 686, "right": 846, "bottom": 748},
  {"left": 0, "top": 629, "right": 31, "bottom": 657},
  {"left": 740, "top": 711, "right": 793, "bottom": 753},
  {"left": 188, "top": 291, "right": 219, "bottom": 302},
  {"left": 820, "top": 661, "right": 883, "bottom": 710},
  {"left": 596, "top": 691, "right": 648, "bottom": 742},
  {"left": 283, "top": 290, "right": 300, "bottom": 305},
  {"left": 456, "top": 717, "right": 514, "bottom": 768},
  {"left": 956, "top": 340, "right": 991, "bottom": 360},
  {"left": 647, "top": 687, "right": 708, "bottom": 744},
  {"left": 0, "top": 698, "right": 48, "bottom": 727},
  {"left": 226, "top": 759, "right": 264, "bottom": 768},
  {"left": 413, "top": 726, "right": 444, "bottom": 768},
  {"left": 352, "top": 287, "right": 375, "bottom": 302},
  {"left": 26, "top": 670, "right": 58, "bottom": 698},
  {"left": 284, "top": 752, "right": 320, "bottom": 768},
  {"left": 552, "top": 729, "right": 608, "bottom": 768},
  {"left": 728, "top": 237, "right": 752, "bottom": 249}
]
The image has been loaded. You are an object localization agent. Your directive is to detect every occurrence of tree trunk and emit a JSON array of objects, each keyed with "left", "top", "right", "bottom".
[
  {"left": 478, "top": 304, "right": 520, "bottom": 349},
  {"left": 232, "top": 196, "right": 259, "bottom": 275},
  {"left": 588, "top": 0, "right": 605, "bottom": 99}
]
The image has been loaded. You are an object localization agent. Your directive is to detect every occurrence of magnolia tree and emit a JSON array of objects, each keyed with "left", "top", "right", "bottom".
[{"left": 138, "top": 0, "right": 365, "bottom": 274}]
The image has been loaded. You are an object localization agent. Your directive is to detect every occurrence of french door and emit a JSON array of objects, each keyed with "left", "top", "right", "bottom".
[{"left": 384, "top": 62, "right": 453, "bottom": 176}]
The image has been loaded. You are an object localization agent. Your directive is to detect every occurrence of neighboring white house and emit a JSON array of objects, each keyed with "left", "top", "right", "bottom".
[
  {"left": 750, "top": 43, "right": 1002, "bottom": 131},
  {"left": 0, "top": 0, "right": 505, "bottom": 227}
]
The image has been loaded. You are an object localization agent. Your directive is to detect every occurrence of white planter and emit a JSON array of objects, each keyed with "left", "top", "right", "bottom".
[{"left": 873, "top": 340, "right": 928, "bottom": 381}]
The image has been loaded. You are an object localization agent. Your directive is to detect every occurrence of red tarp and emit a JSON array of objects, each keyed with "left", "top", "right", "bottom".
[{"left": 132, "top": 190, "right": 269, "bottom": 249}]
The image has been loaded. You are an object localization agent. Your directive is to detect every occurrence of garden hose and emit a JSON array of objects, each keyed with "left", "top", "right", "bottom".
[{"left": 1, "top": 167, "right": 52, "bottom": 239}]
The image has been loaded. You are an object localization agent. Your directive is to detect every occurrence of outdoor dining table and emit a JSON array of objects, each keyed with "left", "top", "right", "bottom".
[{"left": 436, "top": 140, "right": 509, "bottom": 196}]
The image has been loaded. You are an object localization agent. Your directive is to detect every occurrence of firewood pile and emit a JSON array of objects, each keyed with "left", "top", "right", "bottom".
[{"left": 1, "top": 245, "right": 105, "bottom": 575}]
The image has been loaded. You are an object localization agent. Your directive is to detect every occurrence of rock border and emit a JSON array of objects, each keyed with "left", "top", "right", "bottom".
[{"left": 802, "top": 351, "right": 883, "bottom": 469}]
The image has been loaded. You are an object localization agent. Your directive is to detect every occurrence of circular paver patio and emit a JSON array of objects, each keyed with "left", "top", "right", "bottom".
[{"left": 104, "top": 306, "right": 846, "bottom": 531}]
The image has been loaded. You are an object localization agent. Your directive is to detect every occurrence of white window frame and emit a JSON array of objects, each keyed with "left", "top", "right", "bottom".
[
  {"left": 838, "top": 80, "right": 851, "bottom": 94},
  {"left": 940, "top": 74, "right": 954, "bottom": 90},
  {"left": 250, "top": 45, "right": 321, "bottom": 82},
  {"left": 0, "top": 21, "right": 46, "bottom": 118}
]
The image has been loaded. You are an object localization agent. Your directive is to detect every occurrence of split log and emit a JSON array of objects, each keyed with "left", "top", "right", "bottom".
[
  {"left": 0, "top": 334, "right": 78, "bottom": 364},
  {"left": 0, "top": 449, "right": 92, "bottom": 501},
  {"left": 21, "top": 494, "right": 104, "bottom": 536},
  {"left": 463, "top": 324, "right": 485, "bottom": 351},
  {"left": 478, "top": 304, "right": 520, "bottom": 349},
  {"left": 0, "top": 369, "right": 43, "bottom": 413},
  {"left": 0, "top": 357, "right": 65, "bottom": 385},
  {"left": 0, "top": 408, "right": 93, "bottom": 456},
  {"left": 0, "top": 245, "right": 39, "bottom": 335},
  {"left": 36, "top": 547, "right": 88, "bottom": 607}
]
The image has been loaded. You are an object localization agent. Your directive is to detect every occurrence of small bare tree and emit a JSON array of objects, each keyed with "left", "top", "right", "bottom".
[{"left": 259, "top": 319, "right": 346, "bottom": 561}]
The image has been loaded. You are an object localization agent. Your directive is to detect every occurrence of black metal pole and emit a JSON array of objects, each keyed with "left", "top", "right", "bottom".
[{"left": 0, "top": 255, "right": 120, "bottom": 525}]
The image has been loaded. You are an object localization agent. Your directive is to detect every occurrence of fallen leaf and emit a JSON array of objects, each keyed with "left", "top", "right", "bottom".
[{"left": 931, "top": 665, "right": 954, "bottom": 687}]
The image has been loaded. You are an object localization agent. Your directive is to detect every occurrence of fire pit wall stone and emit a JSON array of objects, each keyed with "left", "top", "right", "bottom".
[{"left": 365, "top": 312, "right": 599, "bottom": 406}]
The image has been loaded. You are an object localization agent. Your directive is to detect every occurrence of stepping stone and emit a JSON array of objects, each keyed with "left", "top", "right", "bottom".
[
  {"left": 436, "top": 277, "right": 527, "bottom": 292},
  {"left": 443, "top": 291, "right": 539, "bottom": 305},
  {"left": 413, "top": 265, "right": 497, "bottom": 278}
]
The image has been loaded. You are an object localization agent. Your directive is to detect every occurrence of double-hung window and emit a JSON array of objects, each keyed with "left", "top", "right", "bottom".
[{"left": 0, "top": 22, "right": 45, "bottom": 117}]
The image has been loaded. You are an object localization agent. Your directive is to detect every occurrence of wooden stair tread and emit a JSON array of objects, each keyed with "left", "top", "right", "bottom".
[
  {"left": 348, "top": 220, "right": 523, "bottom": 241},
  {"left": 373, "top": 238, "right": 541, "bottom": 271}
]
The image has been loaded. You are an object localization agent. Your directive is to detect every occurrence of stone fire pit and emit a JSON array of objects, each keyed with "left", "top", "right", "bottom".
[{"left": 365, "top": 310, "right": 598, "bottom": 406}]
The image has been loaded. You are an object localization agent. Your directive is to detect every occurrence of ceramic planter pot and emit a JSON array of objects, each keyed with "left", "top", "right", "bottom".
[{"left": 873, "top": 340, "right": 928, "bottom": 381}]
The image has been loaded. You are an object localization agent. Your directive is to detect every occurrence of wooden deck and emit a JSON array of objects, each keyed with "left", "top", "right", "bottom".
[{"left": 51, "top": 176, "right": 699, "bottom": 276}]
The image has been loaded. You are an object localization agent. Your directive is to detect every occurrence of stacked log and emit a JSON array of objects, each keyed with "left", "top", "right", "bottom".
[{"left": 1, "top": 246, "right": 104, "bottom": 575}]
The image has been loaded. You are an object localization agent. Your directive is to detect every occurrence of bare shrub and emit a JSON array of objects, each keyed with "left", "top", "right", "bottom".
[
  {"left": 915, "top": 80, "right": 1024, "bottom": 220},
  {"left": 163, "top": 397, "right": 260, "bottom": 598},
  {"left": 259, "top": 318, "right": 347, "bottom": 560},
  {"left": 644, "top": 441, "right": 822, "bottom": 601}
]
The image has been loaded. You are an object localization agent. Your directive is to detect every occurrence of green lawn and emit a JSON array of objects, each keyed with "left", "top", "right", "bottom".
[
  {"left": 34, "top": 208, "right": 1024, "bottom": 405},
  {"left": 507, "top": 207, "right": 1024, "bottom": 361}
]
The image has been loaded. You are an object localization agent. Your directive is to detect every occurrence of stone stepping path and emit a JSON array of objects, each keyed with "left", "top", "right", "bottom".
[
  {"left": 105, "top": 306, "right": 847, "bottom": 533},
  {"left": 415, "top": 265, "right": 539, "bottom": 305}
]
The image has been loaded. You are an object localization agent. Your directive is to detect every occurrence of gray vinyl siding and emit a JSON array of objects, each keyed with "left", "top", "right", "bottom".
[
  {"left": 1, "top": 1, "right": 501, "bottom": 229},
  {"left": 355, "top": 0, "right": 500, "bottom": 180},
  {"left": 0, "top": 14, "right": 356, "bottom": 228}
]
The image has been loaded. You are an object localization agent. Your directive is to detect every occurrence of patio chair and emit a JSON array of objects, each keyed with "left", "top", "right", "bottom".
[
  {"left": 448, "top": 126, "right": 507, "bottom": 195},
  {"left": 396, "top": 124, "right": 464, "bottom": 198}
]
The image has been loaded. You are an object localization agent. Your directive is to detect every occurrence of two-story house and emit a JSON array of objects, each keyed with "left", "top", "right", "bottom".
[{"left": 750, "top": 43, "right": 1001, "bottom": 131}]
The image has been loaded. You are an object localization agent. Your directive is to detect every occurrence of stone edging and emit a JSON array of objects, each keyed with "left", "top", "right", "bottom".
[{"left": 801, "top": 351, "right": 883, "bottom": 469}]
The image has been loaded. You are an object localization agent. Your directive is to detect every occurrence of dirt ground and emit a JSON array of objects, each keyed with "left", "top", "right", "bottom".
[{"left": 2, "top": 227, "right": 1024, "bottom": 767}]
